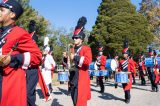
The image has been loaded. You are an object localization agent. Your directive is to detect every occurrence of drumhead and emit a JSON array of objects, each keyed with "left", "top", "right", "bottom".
[{"left": 110, "top": 59, "right": 118, "bottom": 71}]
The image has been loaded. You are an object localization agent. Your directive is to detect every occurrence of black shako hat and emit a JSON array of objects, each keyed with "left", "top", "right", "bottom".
[
  {"left": 148, "top": 47, "right": 153, "bottom": 56},
  {"left": 29, "top": 20, "right": 36, "bottom": 33},
  {"left": 0, "top": 0, "right": 23, "bottom": 19},
  {"left": 72, "top": 16, "right": 87, "bottom": 40},
  {"left": 139, "top": 51, "right": 144, "bottom": 59},
  {"left": 98, "top": 42, "right": 103, "bottom": 52},
  {"left": 122, "top": 38, "right": 129, "bottom": 54}
]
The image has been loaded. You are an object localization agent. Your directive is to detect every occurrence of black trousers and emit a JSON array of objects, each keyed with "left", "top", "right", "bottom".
[
  {"left": 150, "top": 72, "right": 158, "bottom": 90},
  {"left": 69, "top": 69, "right": 79, "bottom": 106},
  {"left": 71, "top": 87, "right": 78, "bottom": 106},
  {"left": 132, "top": 73, "right": 136, "bottom": 83},
  {"left": 98, "top": 77, "right": 104, "bottom": 92},
  {"left": 0, "top": 72, "right": 2, "bottom": 102},
  {"left": 122, "top": 84, "right": 131, "bottom": 100},
  {"left": 26, "top": 68, "right": 38, "bottom": 106},
  {"left": 140, "top": 71, "right": 146, "bottom": 85},
  {"left": 124, "top": 90, "right": 130, "bottom": 100}
]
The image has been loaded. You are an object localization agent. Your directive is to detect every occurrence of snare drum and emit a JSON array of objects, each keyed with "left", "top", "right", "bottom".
[
  {"left": 58, "top": 71, "right": 69, "bottom": 81},
  {"left": 93, "top": 70, "right": 100, "bottom": 76},
  {"left": 115, "top": 72, "right": 128, "bottom": 83},
  {"left": 89, "top": 70, "right": 94, "bottom": 76},
  {"left": 105, "top": 59, "right": 118, "bottom": 71},
  {"left": 92, "top": 70, "right": 109, "bottom": 76},
  {"left": 99, "top": 70, "right": 109, "bottom": 76},
  {"left": 145, "top": 58, "right": 154, "bottom": 67}
]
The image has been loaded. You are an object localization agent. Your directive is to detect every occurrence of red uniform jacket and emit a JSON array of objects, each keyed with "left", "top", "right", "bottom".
[
  {"left": 96, "top": 55, "right": 106, "bottom": 70},
  {"left": 138, "top": 61, "right": 146, "bottom": 71},
  {"left": 130, "top": 59, "right": 137, "bottom": 76},
  {"left": 0, "top": 26, "right": 42, "bottom": 106},
  {"left": 153, "top": 60, "right": 159, "bottom": 84},
  {"left": 118, "top": 59, "right": 134, "bottom": 91},
  {"left": 38, "top": 67, "right": 49, "bottom": 101},
  {"left": 76, "top": 45, "right": 92, "bottom": 106}
]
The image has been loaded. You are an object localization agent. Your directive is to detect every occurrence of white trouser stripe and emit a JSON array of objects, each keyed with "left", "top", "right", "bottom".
[
  {"left": 22, "top": 52, "right": 31, "bottom": 69},
  {"left": 78, "top": 56, "right": 85, "bottom": 67}
]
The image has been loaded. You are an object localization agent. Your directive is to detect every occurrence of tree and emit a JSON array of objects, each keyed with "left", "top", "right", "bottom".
[
  {"left": 89, "top": 0, "right": 153, "bottom": 59},
  {"left": 139, "top": 0, "right": 160, "bottom": 49},
  {"left": 16, "top": 0, "right": 50, "bottom": 49}
]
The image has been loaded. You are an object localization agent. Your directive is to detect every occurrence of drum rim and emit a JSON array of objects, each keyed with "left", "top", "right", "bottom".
[{"left": 58, "top": 72, "right": 68, "bottom": 74}]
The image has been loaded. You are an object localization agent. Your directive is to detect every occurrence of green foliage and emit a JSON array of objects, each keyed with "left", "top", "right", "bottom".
[
  {"left": 89, "top": 0, "right": 153, "bottom": 59},
  {"left": 16, "top": 0, "right": 50, "bottom": 49},
  {"left": 139, "top": 0, "right": 160, "bottom": 49}
]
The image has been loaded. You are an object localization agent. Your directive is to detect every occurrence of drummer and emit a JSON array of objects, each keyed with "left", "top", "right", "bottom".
[
  {"left": 146, "top": 48, "right": 159, "bottom": 92},
  {"left": 138, "top": 52, "right": 146, "bottom": 85},
  {"left": 149, "top": 50, "right": 159, "bottom": 92},
  {"left": 115, "top": 39, "right": 135, "bottom": 104},
  {"left": 95, "top": 43, "right": 106, "bottom": 93}
]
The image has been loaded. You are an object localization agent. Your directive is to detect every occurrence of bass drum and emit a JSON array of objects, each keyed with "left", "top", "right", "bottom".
[{"left": 105, "top": 59, "right": 118, "bottom": 71}]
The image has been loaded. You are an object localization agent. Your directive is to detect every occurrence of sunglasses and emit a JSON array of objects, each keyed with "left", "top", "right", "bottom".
[{"left": 73, "top": 37, "right": 80, "bottom": 39}]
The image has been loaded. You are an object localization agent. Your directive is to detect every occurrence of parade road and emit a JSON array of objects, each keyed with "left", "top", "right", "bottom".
[{"left": 36, "top": 78, "right": 159, "bottom": 106}]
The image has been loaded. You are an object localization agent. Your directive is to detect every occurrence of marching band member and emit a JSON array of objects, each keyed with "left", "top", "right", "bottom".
[
  {"left": 49, "top": 45, "right": 55, "bottom": 79},
  {"left": 146, "top": 48, "right": 159, "bottom": 92},
  {"left": 69, "top": 16, "right": 92, "bottom": 106},
  {"left": 116, "top": 39, "right": 135, "bottom": 104},
  {"left": 0, "top": 0, "right": 42, "bottom": 105},
  {"left": 95, "top": 44, "right": 106, "bottom": 93},
  {"left": 42, "top": 46, "right": 56, "bottom": 96},
  {"left": 62, "top": 44, "right": 74, "bottom": 94},
  {"left": 28, "top": 20, "right": 51, "bottom": 103},
  {"left": 62, "top": 51, "right": 68, "bottom": 70},
  {"left": 26, "top": 20, "right": 39, "bottom": 106},
  {"left": 149, "top": 50, "right": 159, "bottom": 92},
  {"left": 6, "top": 20, "right": 50, "bottom": 104},
  {"left": 138, "top": 52, "right": 146, "bottom": 85},
  {"left": 147, "top": 47, "right": 153, "bottom": 81}
]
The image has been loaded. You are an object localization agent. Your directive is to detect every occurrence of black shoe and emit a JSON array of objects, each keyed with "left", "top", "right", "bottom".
[
  {"left": 96, "top": 84, "right": 99, "bottom": 87},
  {"left": 67, "top": 91, "right": 71, "bottom": 96},
  {"left": 90, "top": 77, "right": 93, "bottom": 80},
  {"left": 156, "top": 88, "right": 159, "bottom": 92},
  {"left": 152, "top": 87, "right": 156, "bottom": 92},
  {"left": 60, "top": 81, "right": 64, "bottom": 84},
  {"left": 115, "top": 84, "right": 118, "bottom": 89},
  {"left": 50, "top": 89, "right": 53, "bottom": 93},
  {"left": 125, "top": 99, "right": 130, "bottom": 104},
  {"left": 99, "top": 90, "right": 104, "bottom": 93}
]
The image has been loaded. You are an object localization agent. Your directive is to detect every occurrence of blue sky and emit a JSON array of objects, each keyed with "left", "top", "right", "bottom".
[{"left": 30, "top": 0, "right": 142, "bottom": 32}]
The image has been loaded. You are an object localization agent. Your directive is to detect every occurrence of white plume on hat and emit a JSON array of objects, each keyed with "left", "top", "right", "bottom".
[
  {"left": 44, "top": 46, "right": 50, "bottom": 54},
  {"left": 44, "top": 36, "right": 49, "bottom": 46}
]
